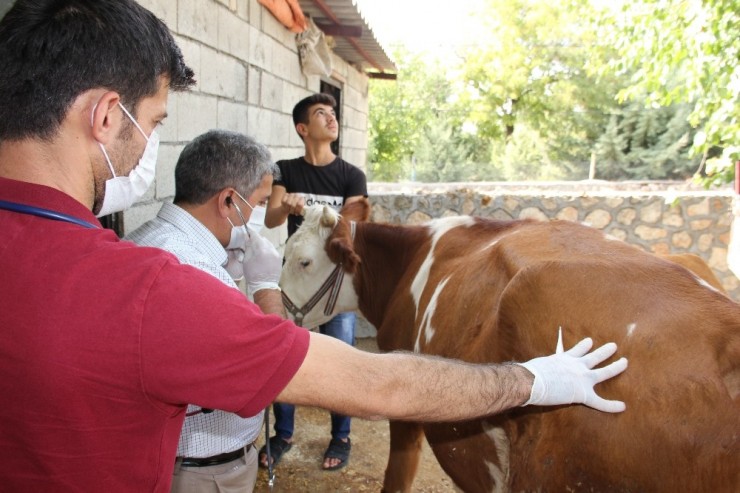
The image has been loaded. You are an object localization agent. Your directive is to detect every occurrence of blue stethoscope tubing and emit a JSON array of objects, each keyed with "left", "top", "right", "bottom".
[{"left": 0, "top": 199, "right": 98, "bottom": 229}]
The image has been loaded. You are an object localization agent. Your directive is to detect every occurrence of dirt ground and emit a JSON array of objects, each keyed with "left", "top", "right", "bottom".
[{"left": 253, "top": 338, "right": 460, "bottom": 493}]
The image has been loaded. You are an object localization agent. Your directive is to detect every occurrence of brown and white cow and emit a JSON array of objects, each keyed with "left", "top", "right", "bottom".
[{"left": 279, "top": 199, "right": 740, "bottom": 493}]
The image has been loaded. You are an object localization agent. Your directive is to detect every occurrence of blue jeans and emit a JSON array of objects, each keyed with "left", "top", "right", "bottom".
[{"left": 273, "top": 312, "right": 356, "bottom": 440}]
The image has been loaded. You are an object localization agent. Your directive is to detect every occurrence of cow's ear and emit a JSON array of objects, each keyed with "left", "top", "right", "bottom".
[
  {"left": 327, "top": 219, "right": 361, "bottom": 273},
  {"left": 320, "top": 205, "right": 338, "bottom": 228},
  {"left": 340, "top": 198, "right": 371, "bottom": 223}
]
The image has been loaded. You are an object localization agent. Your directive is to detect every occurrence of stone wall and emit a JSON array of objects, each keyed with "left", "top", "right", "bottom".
[{"left": 342, "top": 181, "right": 739, "bottom": 337}]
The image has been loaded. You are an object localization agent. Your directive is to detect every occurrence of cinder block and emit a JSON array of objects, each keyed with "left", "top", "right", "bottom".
[
  {"left": 247, "top": 107, "right": 273, "bottom": 144},
  {"left": 247, "top": 0, "right": 262, "bottom": 29},
  {"left": 200, "top": 47, "right": 247, "bottom": 100},
  {"left": 218, "top": 8, "right": 251, "bottom": 61},
  {"left": 248, "top": 29, "right": 272, "bottom": 71},
  {"left": 248, "top": 67, "right": 261, "bottom": 105},
  {"left": 215, "top": 100, "right": 247, "bottom": 135},
  {"left": 260, "top": 72, "right": 284, "bottom": 111},
  {"left": 154, "top": 143, "right": 184, "bottom": 199},
  {"left": 176, "top": 93, "right": 219, "bottom": 142},
  {"left": 178, "top": 0, "right": 219, "bottom": 48}
]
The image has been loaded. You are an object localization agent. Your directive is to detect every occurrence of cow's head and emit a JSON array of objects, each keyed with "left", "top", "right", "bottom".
[{"left": 280, "top": 199, "right": 370, "bottom": 328}]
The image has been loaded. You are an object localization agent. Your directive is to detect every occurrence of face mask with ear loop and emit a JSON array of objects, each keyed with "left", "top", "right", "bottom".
[
  {"left": 93, "top": 102, "right": 160, "bottom": 217},
  {"left": 247, "top": 205, "right": 266, "bottom": 233},
  {"left": 223, "top": 191, "right": 253, "bottom": 280}
]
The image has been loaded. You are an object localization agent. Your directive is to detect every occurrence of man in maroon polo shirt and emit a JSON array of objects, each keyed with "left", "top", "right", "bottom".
[{"left": 0, "top": 1, "right": 628, "bottom": 492}]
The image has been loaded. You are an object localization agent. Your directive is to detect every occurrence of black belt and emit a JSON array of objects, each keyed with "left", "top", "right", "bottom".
[{"left": 179, "top": 444, "right": 250, "bottom": 467}]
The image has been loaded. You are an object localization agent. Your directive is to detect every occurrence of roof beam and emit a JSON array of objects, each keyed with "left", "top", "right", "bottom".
[
  {"left": 368, "top": 72, "right": 397, "bottom": 80},
  {"left": 315, "top": 22, "right": 363, "bottom": 38},
  {"left": 309, "top": 0, "right": 385, "bottom": 72},
  {"left": 309, "top": 0, "right": 341, "bottom": 23}
]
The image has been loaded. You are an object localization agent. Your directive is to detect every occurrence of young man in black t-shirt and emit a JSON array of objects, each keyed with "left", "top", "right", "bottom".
[{"left": 263, "top": 93, "right": 367, "bottom": 471}]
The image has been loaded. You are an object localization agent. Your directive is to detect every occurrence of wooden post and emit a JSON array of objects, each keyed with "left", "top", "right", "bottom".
[{"left": 589, "top": 152, "right": 596, "bottom": 180}]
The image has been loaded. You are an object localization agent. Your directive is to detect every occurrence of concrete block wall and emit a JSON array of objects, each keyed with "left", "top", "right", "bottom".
[{"left": 124, "top": 0, "right": 370, "bottom": 236}]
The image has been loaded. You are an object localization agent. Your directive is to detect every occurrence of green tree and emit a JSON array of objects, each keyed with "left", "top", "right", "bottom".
[
  {"left": 593, "top": 102, "right": 698, "bottom": 180},
  {"left": 368, "top": 48, "right": 493, "bottom": 182},
  {"left": 413, "top": 117, "right": 494, "bottom": 182},
  {"left": 460, "top": 0, "right": 613, "bottom": 139},
  {"left": 598, "top": 0, "right": 740, "bottom": 185},
  {"left": 368, "top": 50, "right": 454, "bottom": 181},
  {"left": 453, "top": 0, "right": 628, "bottom": 180},
  {"left": 368, "top": 0, "right": 727, "bottom": 183}
]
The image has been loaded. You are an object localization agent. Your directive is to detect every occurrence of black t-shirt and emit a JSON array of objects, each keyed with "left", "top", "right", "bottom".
[{"left": 275, "top": 156, "right": 368, "bottom": 236}]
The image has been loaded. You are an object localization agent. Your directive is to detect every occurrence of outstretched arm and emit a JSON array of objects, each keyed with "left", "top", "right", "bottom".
[{"left": 277, "top": 329, "right": 628, "bottom": 422}]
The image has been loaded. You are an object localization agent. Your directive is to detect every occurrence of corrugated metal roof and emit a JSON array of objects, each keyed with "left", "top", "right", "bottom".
[{"left": 297, "top": 0, "right": 396, "bottom": 74}]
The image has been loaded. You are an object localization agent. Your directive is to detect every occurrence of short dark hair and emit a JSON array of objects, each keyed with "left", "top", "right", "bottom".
[
  {"left": 174, "top": 130, "right": 277, "bottom": 205},
  {"left": 292, "top": 93, "right": 337, "bottom": 127},
  {"left": 0, "top": 0, "right": 196, "bottom": 142}
]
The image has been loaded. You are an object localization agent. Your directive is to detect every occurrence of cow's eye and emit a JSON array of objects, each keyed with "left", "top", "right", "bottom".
[{"left": 300, "top": 259, "right": 311, "bottom": 268}]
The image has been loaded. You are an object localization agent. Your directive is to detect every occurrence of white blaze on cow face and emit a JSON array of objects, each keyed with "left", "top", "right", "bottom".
[{"left": 280, "top": 205, "right": 359, "bottom": 328}]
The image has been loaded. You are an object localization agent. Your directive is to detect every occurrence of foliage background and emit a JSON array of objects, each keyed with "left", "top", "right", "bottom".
[{"left": 367, "top": 0, "right": 738, "bottom": 186}]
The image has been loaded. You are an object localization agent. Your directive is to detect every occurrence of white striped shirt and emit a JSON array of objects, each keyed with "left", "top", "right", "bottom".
[{"left": 125, "top": 202, "right": 262, "bottom": 458}]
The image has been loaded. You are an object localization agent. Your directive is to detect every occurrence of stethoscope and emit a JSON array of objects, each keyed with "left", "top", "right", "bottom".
[{"left": 0, "top": 199, "right": 98, "bottom": 229}]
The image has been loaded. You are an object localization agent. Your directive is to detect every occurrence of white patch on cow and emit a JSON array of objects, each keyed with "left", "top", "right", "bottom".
[
  {"left": 482, "top": 421, "right": 510, "bottom": 493},
  {"left": 695, "top": 276, "right": 722, "bottom": 294},
  {"left": 414, "top": 276, "right": 451, "bottom": 351},
  {"left": 626, "top": 322, "right": 637, "bottom": 337},
  {"left": 410, "top": 216, "right": 476, "bottom": 322},
  {"left": 482, "top": 238, "right": 500, "bottom": 252}
]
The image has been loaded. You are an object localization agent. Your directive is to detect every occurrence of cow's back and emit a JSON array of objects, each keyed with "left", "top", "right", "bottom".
[{"left": 376, "top": 217, "right": 740, "bottom": 492}]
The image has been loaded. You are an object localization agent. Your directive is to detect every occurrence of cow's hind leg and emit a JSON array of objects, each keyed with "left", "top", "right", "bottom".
[{"left": 382, "top": 420, "right": 424, "bottom": 493}]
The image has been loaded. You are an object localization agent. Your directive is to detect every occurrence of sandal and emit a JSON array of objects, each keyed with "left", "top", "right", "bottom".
[
  {"left": 258, "top": 435, "right": 292, "bottom": 469},
  {"left": 322, "top": 437, "right": 351, "bottom": 471}
]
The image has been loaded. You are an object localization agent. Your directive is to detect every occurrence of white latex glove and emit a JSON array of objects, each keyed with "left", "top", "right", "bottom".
[
  {"left": 518, "top": 328, "right": 628, "bottom": 413},
  {"left": 242, "top": 227, "right": 282, "bottom": 297},
  {"left": 224, "top": 249, "right": 245, "bottom": 281},
  {"left": 224, "top": 225, "right": 249, "bottom": 281}
]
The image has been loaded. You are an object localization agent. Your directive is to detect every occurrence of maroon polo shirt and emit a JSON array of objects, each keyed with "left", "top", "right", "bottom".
[{"left": 0, "top": 176, "right": 309, "bottom": 491}]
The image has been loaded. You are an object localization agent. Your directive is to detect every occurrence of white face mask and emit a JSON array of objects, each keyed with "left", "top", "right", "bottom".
[
  {"left": 223, "top": 191, "right": 266, "bottom": 280},
  {"left": 223, "top": 191, "right": 252, "bottom": 280},
  {"left": 247, "top": 205, "right": 266, "bottom": 233},
  {"left": 95, "top": 102, "right": 159, "bottom": 217}
]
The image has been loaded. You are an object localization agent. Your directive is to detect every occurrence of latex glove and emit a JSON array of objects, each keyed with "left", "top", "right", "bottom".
[
  {"left": 224, "top": 225, "right": 249, "bottom": 281},
  {"left": 242, "top": 227, "right": 282, "bottom": 296},
  {"left": 518, "top": 328, "right": 628, "bottom": 413},
  {"left": 224, "top": 248, "right": 245, "bottom": 281}
]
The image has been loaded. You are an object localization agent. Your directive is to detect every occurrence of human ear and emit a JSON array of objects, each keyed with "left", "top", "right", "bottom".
[{"left": 90, "top": 91, "right": 121, "bottom": 145}]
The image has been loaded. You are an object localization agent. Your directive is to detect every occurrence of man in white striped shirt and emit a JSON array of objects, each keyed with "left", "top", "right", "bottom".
[{"left": 126, "top": 130, "right": 283, "bottom": 493}]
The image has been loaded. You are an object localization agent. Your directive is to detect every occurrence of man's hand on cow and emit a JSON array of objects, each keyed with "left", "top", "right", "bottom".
[
  {"left": 281, "top": 193, "right": 305, "bottom": 216},
  {"left": 242, "top": 227, "right": 282, "bottom": 297},
  {"left": 518, "top": 328, "right": 628, "bottom": 413}
]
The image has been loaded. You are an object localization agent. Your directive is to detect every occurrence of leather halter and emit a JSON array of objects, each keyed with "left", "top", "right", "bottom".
[{"left": 282, "top": 221, "right": 356, "bottom": 327}]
